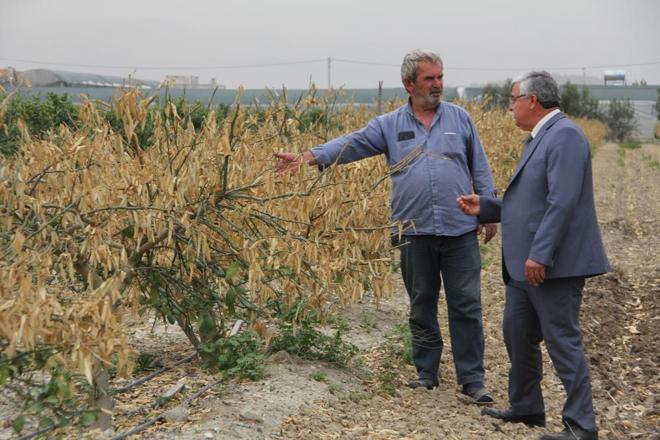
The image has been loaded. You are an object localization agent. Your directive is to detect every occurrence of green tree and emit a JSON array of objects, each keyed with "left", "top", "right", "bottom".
[
  {"left": 560, "top": 82, "right": 602, "bottom": 120},
  {"left": 0, "top": 93, "right": 78, "bottom": 156},
  {"left": 605, "top": 99, "right": 637, "bottom": 142},
  {"left": 481, "top": 79, "right": 512, "bottom": 110},
  {"left": 578, "top": 87, "right": 602, "bottom": 119},
  {"left": 560, "top": 82, "right": 581, "bottom": 116}
]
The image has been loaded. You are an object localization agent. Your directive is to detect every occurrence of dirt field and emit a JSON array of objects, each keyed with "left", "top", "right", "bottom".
[
  {"left": 13, "top": 142, "right": 654, "bottom": 440},
  {"left": 271, "top": 143, "right": 660, "bottom": 440}
]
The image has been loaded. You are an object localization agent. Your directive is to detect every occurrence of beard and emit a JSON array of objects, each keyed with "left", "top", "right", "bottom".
[{"left": 415, "top": 88, "right": 443, "bottom": 108}]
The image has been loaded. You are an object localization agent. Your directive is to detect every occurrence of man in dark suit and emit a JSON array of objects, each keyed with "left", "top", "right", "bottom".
[{"left": 457, "top": 71, "right": 610, "bottom": 440}]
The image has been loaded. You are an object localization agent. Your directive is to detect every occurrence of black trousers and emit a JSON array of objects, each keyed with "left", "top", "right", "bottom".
[{"left": 396, "top": 232, "right": 485, "bottom": 385}]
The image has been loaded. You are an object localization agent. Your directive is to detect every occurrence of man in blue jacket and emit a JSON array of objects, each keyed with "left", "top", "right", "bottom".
[
  {"left": 276, "top": 50, "right": 497, "bottom": 403},
  {"left": 457, "top": 71, "right": 610, "bottom": 440}
]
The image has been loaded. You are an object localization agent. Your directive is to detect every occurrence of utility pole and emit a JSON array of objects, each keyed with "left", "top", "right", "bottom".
[
  {"left": 377, "top": 80, "right": 383, "bottom": 114},
  {"left": 327, "top": 56, "right": 332, "bottom": 90}
]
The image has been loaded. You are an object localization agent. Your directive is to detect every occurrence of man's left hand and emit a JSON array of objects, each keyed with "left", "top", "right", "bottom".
[
  {"left": 477, "top": 223, "right": 497, "bottom": 244},
  {"left": 524, "top": 259, "right": 546, "bottom": 286}
]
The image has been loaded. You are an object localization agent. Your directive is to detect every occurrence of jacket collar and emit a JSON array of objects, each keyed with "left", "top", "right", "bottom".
[
  {"left": 508, "top": 112, "right": 567, "bottom": 185},
  {"left": 531, "top": 108, "right": 561, "bottom": 138}
]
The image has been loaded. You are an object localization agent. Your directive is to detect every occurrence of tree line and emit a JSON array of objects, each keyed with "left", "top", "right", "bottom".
[{"left": 480, "top": 80, "right": 654, "bottom": 142}]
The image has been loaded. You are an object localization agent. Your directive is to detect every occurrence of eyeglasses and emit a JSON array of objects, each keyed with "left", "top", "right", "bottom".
[{"left": 509, "top": 94, "right": 529, "bottom": 104}]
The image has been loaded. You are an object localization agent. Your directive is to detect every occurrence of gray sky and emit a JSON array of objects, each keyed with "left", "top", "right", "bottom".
[{"left": 2, "top": 0, "right": 659, "bottom": 89}]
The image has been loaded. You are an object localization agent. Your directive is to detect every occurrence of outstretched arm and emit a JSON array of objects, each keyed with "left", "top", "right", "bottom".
[
  {"left": 275, "top": 117, "right": 387, "bottom": 175},
  {"left": 273, "top": 151, "right": 317, "bottom": 175}
]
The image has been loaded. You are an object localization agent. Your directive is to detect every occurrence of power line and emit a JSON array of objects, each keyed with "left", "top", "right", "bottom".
[
  {"left": 333, "top": 58, "right": 399, "bottom": 67},
  {"left": 456, "top": 61, "right": 660, "bottom": 72},
  {"left": 0, "top": 57, "right": 327, "bottom": 70},
  {"left": 3, "top": 55, "right": 660, "bottom": 91},
  {"left": 2, "top": 57, "right": 660, "bottom": 72},
  {"left": 335, "top": 58, "right": 660, "bottom": 72}
]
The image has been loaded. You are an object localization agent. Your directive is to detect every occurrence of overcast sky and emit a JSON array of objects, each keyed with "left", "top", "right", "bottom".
[{"left": 2, "top": 0, "right": 659, "bottom": 89}]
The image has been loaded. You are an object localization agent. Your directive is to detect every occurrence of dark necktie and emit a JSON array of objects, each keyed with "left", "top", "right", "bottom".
[{"left": 524, "top": 134, "right": 533, "bottom": 147}]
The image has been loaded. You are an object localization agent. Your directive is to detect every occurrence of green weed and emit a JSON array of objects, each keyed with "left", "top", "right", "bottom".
[
  {"left": 133, "top": 352, "right": 158, "bottom": 373},
  {"left": 376, "top": 359, "right": 399, "bottom": 397},
  {"left": 620, "top": 139, "right": 641, "bottom": 150},
  {"left": 200, "top": 331, "right": 265, "bottom": 381},
  {"left": 617, "top": 147, "right": 626, "bottom": 167},
  {"left": 309, "top": 372, "right": 328, "bottom": 382},
  {"left": 360, "top": 314, "right": 378, "bottom": 333},
  {"left": 269, "top": 317, "right": 358, "bottom": 367},
  {"left": 392, "top": 323, "right": 413, "bottom": 365},
  {"left": 642, "top": 153, "right": 660, "bottom": 169}
]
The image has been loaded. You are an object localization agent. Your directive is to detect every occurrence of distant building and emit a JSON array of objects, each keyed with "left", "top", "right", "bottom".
[
  {"left": 163, "top": 74, "right": 226, "bottom": 89},
  {"left": 604, "top": 70, "right": 626, "bottom": 86},
  {"left": 0, "top": 68, "right": 158, "bottom": 89},
  {"left": 165, "top": 75, "right": 199, "bottom": 88}
]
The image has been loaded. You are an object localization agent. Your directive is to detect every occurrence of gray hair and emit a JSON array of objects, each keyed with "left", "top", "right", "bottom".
[
  {"left": 401, "top": 50, "right": 443, "bottom": 83},
  {"left": 517, "top": 71, "right": 561, "bottom": 109}
]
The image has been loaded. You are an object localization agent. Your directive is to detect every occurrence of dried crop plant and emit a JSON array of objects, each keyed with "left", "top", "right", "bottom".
[
  {"left": 0, "top": 90, "right": 395, "bottom": 390},
  {"left": 572, "top": 117, "right": 608, "bottom": 151},
  {"left": 0, "top": 89, "right": 601, "bottom": 431}
]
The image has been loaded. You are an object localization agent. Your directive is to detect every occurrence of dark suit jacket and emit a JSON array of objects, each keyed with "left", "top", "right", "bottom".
[{"left": 479, "top": 112, "right": 611, "bottom": 282}]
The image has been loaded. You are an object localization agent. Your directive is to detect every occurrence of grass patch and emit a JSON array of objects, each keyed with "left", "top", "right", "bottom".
[
  {"left": 617, "top": 147, "right": 626, "bottom": 167},
  {"left": 642, "top": 153, "right": 660, "bottom": 170},
  {"left": 479, "top": 242, "right": 495, "bottom": 270},
  {"left": 392, "top": 323, "right": 413, "bottom": 365},
  {"left": 133, "top": 352, "right": 159, "bottom": 373},
  {"left": 359, "top": 314, "right": 378, "bottom": 333},
  {"left": 327, "top": 383, "right": 343, "bottom": 394},
  {"left": 620, "top": 139, "right": 641, "bottom": 150},
  {"left": 329, "top": 317, "right": 351, "bottom": 334},
  {"left": 367, "top": 322, "right": 415, "bottom": 397},
  {"left": 309, "top": 372, "right": 328, "bottom": 382},
  {"left": 376, "top": 359, "right": 399, "bottom": 397},
  {"left": 269, "top": 316, "right": 358, "bottom": 367}
]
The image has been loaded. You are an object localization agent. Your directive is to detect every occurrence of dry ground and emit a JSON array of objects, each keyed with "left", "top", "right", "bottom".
[
  {"left": 127, "top": 143, "right": 659, "bottom": 439},
  {"left": 273, "top": 143, "right": 659, "bottom": 440},
  {"left": 7, "top": 143, "right": 655, "bottom": 439}
]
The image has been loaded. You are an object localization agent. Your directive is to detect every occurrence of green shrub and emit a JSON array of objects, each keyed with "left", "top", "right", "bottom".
[
  {"left": 309, "top": 372, "right": 328, "bottom": 382},
  {"left": 561, "top": 82, "right": 602, "bottom": 120},
  {"left": 0, "top": 92, "right": 78, "bottom": 156},
  {"left": 392, "top": 323, "right": 412, "bottom": 365},
  {"left": 480, "top": 79, "right": 513, "bottom": 110},
  {"left": 269, "top": 314, "right": 358, "bottom": 367},
  {"left": 200, "top": 331, "right": 265, "bottom": 381},
  {"left": 605, "top": 99, "right": 638, "bottom": 142},
  {"left": 0, "top": 92, "right": 232, "bottom": 155},
  {"left": 620, "top": 139, "right": 641, "bottom": 150}
]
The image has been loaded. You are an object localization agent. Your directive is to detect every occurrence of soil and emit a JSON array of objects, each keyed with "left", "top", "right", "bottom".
[{"left": 3, "top": 143, "right": 658, "bottom": 439}]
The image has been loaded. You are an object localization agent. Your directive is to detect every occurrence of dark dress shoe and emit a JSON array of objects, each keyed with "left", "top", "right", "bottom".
[
  {"left": 540, "top": 425, "right": 598, "bottom": 440},
  {"left": 481, "top": 407, "right": 546, "bottom": 427},
  {"left": 407, "top": 378, "right": 437, "bottom": 390}
]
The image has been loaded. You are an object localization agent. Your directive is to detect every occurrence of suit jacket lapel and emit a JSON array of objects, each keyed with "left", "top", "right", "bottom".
[{"left": 508, "top": 113, "right": 567, "bottom": 185}]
